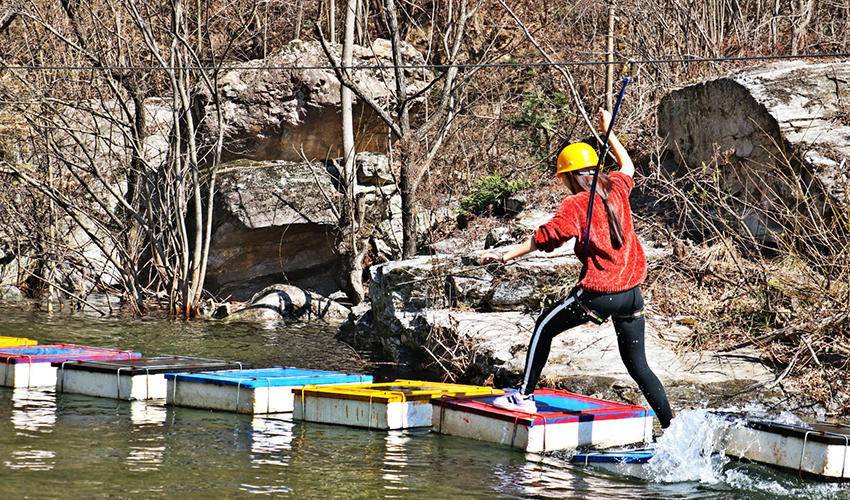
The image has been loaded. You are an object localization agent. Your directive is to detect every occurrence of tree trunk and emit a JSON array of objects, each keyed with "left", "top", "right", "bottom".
[
  {"left": 294, "top": 0, "right": 303, "bottom": 39},
  {"left": 399, "top": 146, "right": 417, "bottom": 259},
  {"left": 385, "top": 0, "right": 414, "bottom": 258},
  {"left": 329, "top": 0, "right": 337, "bottom": 44},
  {"left": 340, "top": 0, "right": 365, "bottom": 303}
]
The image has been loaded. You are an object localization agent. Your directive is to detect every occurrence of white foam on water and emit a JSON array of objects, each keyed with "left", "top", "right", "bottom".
[
  {"left": 641, "top": 408, "right": 850, "bottom": 499},
  {"left": 722, "top": 467, "right": 850, "bottom": 499},
  {"left": 644, "top": 409, "right": 733, "bottom": 483}
]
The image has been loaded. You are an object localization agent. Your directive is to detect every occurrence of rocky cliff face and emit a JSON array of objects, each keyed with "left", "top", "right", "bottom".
[
  {"left": 658, "top": 60, "right": 850, "bottom": 238},
  {"left": 201, "top": 39, "right": 432, "bottom": 162}
]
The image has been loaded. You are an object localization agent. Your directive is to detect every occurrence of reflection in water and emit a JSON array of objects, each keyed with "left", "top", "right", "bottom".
[
  {"left": 5, "top": 448, "right": 56, "bottom": 471},
  {"left": 127, "top": 401, "right": 167, "bottom": 472},
  {"left": 6, "top": 388, "right": 57, "bottom": 471},
  {"left": 382, "top": 431, "right": 411, "bottom": 496},
  {"left": 130, "top": 400, "right": 167, "bottom": 426},
  {"left": 250, "top": 415, "right": 294, "bottom": 467},
  {"left": 240, "top": 416, "right": 295, "bottom": 495},
  {"left": 11, "top": 388, "right": 56, "bottom": 433},
  {"left": 511, "top": 456, "right": 591, "bottom": 499}
]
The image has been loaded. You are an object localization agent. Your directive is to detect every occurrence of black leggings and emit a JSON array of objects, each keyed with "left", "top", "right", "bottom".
[{"left": 519, "top": 286, "right": 673, "bottom": 428}]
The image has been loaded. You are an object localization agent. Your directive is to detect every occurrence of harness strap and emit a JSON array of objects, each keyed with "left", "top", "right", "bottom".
[
  {"left": 577, "top": 301, "right": 606, "bottom": 325},
  {"left": 612, "top": 308, "right": 645, "bottom": 321}
]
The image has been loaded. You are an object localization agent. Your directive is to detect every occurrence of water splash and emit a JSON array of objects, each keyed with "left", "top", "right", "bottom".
[
  {"left": 640, "top": 409, "right": 850, "bottom": 499},
  {"left": 644, "top": 409, "right": 733, "bottom": 483}
]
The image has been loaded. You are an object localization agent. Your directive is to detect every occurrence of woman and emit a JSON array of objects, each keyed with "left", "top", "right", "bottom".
[{"left": 479, "top": 109, "right": 673, "bottom": 429}]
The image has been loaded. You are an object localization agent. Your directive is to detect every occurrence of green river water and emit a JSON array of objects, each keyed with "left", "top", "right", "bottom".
[{"left": 0, "top": 306, "right": 847, "bottom": 499}]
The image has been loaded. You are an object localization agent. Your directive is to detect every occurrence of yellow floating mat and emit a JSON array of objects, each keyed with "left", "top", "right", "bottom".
[
  {"left": 294, "top": 380, "right": 503, "bottom": 429},
  {"left": 0, "top": 336, "right": 37, "bottom": 347},
  {"left": 294, "top": 379, "right": 501, "bottom": 403}
]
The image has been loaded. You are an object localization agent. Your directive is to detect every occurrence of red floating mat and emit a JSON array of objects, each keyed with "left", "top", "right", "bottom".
[
  {"left": 0, "top": 344, "right": 142, "bottom": 388},
  {"left": 0, "top": 344, "right": 141, "bottom": 364},
  {"left": 432, "top": 388, "right": 654, "bottom": 453}
]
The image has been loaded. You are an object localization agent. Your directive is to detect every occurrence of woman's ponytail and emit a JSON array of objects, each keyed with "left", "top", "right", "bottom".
[{"left": 574, "top": 173, "right": 625, "bottom": 249}]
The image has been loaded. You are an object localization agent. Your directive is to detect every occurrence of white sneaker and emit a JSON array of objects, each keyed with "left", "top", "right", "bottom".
[{"left": 491, "top": 392, "right": 537, "bottom": 413}]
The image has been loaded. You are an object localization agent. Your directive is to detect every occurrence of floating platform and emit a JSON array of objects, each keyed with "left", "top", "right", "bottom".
[
  {"left": 432, "top": 389, "right": 654, "bottom": 453},
  {"left": 0, "top": 344, "right": 142, "bottom": 388},
  {"left": 55, "top": 356, "right": 244, "bottom": 400},
  {"left": 718, "top": 415, "right": 850, "bottom": 480},
  {"left": 166, "top": 368, "right": 373, "bottom": 414},
  {"left": 293, "top": 380, "right": 502, "bottom": 430},
  {"left": 0, "top": 336, "right": 37, "bottom": 347}
]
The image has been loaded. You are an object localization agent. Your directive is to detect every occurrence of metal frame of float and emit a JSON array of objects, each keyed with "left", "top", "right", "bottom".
[
  {"left": 0, "top": 337, "right": 37, "bottom": 347},
  {"left": 0, "top": 344, "right": 142, "bottom": 388},
  {"left": 293, "top": 380, "right": 502, "bottom": 430},
  {"left": 165, "top": 368, "right": 373, "bottom": 414},
  {"left": 718, "top": 415, "right": 850, "bottom": 480},
  {"left": 54, "top": 356, "right": 245, "bottom": 400},
  {"left": 432, "top": 389, "right": 654, "bottom": 453}
]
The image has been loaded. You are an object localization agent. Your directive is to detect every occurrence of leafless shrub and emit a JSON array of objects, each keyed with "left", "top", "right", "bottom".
[{"left": 643, "top": 139, "right": 850, "bottom": 414}]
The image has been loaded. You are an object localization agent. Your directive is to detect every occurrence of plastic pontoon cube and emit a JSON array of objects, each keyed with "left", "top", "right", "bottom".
[
  {"left": 432, "top": 389, "right": 654, "bottom": 453},
  {"left": 0, "top": 336, "right": 37, "bottom": 347},
  {"left": 165, "top": 367, "right": 373, "bottom": 414},
  {"left": 717, "top": 415, "right": 850, "bottom": 480},
  {"left": 0, "top": 344, "right": 142, "bottom": 388},
  {"left": 55, "top": 356, "right": 245, "bottom": 400},
  {"left": 293, "top": 380, "right": 502, "bottom": 430}
]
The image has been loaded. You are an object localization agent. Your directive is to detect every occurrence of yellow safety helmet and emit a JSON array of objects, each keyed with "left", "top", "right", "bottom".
[{"left": 556, "top": 142, "right": 598, "bottom": 176}]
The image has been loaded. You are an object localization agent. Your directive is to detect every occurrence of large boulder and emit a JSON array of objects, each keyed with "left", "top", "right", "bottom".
[
  {"left": 658, "top": 61, "right": 850, "bottom": 237},
  {"left": 205, "top": 159, "right": 342, "bottom": 300},
  {"left": 201, "top": 39, "right": 432, "bottom": 162}
]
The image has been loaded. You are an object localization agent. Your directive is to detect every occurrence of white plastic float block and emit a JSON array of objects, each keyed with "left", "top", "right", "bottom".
[
  {"left": 432, "top": 389, "right": 654, "bottom": 453},
  {"left": 165, "top": 368, "right": 373, "bottom": 414},
  {"left": 54, "top": 356, "right": 245, "bottom": 400},
  {"left": 293, "top": 380, "right": 502, "bottom": 430},
  {"left": 0, "top": 344, "right": 142, "bottom": 388},
  {"left": 719, "top": 416, "right": 850, "bottom": 480}
]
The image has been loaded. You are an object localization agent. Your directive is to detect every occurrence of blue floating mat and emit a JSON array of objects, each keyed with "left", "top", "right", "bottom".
[
  {"left": 165, "top": 367, "right": 373, "bottom": 414},
  {"left": 572, "top": 447, "right": 655, "bottom": 465},
  {"left": 165, "top": 367, "right": 371, "bottom": 388}
]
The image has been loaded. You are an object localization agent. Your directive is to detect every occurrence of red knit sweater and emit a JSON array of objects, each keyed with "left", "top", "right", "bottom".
[{"left": 532, "top": 172, "right": 646, "bottom": 293}]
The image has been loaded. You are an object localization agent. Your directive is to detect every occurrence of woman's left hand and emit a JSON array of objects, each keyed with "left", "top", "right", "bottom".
[
  {"left": 479, "top": 251, "right": 505, "bottom": 265},
  {"left": 597, "top": 108, "right": 612, "bottom": 134}
]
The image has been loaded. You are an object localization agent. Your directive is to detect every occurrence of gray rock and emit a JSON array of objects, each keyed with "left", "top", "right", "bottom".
[
  {"left": 484, "top": 227, "right": 513, "bottom": 249},
  {"left": 658, "top": 60, "right": 850, "bottom": 237},
  {"left": 205, "top": 159, "right": 341, "bottom": 300},
  {"left": 0, "top": 284, "right": 24, "bottom": 302},
  {"left": 356, "top": 152, "right": 394, "bottom": 186},
  {"left": 200, "top": 39, "right": 431, "bottom": 162},
  {"left": 227, "top": 284, "right": 350, "bottom": 323},
  {"left": 504, "top": 193, "right": 527, "bottom": 215},
  {"left": 216, "top": 159, "right": 339, "bottom": 226}
]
